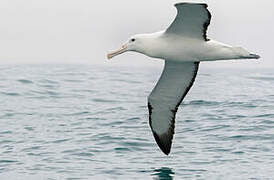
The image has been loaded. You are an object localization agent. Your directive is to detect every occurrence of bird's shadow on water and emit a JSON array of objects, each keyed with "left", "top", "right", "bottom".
[{"left": 151, "top": 167, "right": 175, "bottom": 180}]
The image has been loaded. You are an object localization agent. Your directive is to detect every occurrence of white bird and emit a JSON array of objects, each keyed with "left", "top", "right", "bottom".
[{"left": 107, "top": 2, "right": 260, "bottom": 155}]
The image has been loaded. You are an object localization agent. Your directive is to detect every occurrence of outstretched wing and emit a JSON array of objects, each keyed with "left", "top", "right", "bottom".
[
  {"left": 166, "top": 3, "right": 211, "bottom": 41},
  {"left": 148, "top": 61, "right": 199, "bottom": 155}
]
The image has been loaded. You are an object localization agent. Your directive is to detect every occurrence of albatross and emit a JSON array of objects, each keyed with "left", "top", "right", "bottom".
[{"left": 107, "top": 2, "right": 260, "bottom": 155}]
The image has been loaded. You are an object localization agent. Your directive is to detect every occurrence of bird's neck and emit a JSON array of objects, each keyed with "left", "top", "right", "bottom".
[{"left": 135, "top": 31, "right": 165, "bottom": 59}]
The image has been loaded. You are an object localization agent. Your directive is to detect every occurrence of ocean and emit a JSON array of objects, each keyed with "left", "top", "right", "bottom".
[{"left": 0, "top": 63, "right": 273, "bottom": 179}]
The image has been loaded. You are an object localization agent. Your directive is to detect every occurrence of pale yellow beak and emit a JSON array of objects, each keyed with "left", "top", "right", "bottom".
[{"left": 107, "top": 45, "right": 127, "bottom": 60}]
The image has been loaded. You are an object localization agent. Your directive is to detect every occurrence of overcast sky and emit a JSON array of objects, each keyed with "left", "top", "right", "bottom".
[{"left": 0, "top": 0, "right": 273, "bottom": 68}]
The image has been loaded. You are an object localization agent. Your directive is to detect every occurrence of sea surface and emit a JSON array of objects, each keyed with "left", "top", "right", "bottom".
[{"left": 0, "top": 63, "right": 274, "bottom": 179}]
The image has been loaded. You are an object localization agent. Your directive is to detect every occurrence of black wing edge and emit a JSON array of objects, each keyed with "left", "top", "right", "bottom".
[
  {"left": 148, "top": 62, "right": 200, "bottom": 155},
  {"left": 174, "top": 2, "right": 208, "bottom": 7},
  {"left": 202, "top": 6, "right": 211, "bottom": 41}
]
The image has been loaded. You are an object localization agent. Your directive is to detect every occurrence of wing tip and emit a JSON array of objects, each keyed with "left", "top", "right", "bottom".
[
  {"left": 152, "top": 132, "right": 172, "bottom": 155},
  {"left": 203, "top": 6, "right": 212, "bottom": 41},
  {"left": 174, "top": 2, "right": 208, "bottom": 8}
]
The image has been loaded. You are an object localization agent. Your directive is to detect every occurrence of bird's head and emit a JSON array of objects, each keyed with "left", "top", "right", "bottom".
[{"left": 107, "top": 34, "right": 147, "bottom": 60}]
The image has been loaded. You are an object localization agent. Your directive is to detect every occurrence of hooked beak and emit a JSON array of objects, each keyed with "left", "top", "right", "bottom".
[{"left": 107, "top": 45, "right": 127, "bottom": 60}]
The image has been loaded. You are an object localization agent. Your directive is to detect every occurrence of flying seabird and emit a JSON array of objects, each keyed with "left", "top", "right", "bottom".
[{"left": 107, "top": 2, "right": 260, "bottom": 155}]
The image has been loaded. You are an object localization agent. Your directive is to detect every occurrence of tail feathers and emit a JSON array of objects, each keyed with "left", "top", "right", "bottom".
[
  {"left": 233, "top": 47, "right": 260, "bottom": 59},
  {"left": 248, "top": 53, "right": 260, "bottom": 59},
  {"left": 240, "top": 53, "right": 260, "bottom": 59}
]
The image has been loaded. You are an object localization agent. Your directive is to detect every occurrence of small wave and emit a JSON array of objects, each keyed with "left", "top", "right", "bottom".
[
  {"left": 200, "top": 73, "right": 211, "bottom": 77},
  {"left": 1, "top": 92, "right": 20, "bottom": 96},
  {"left": 224, "top": 135, "right": 266, "bottom": 141},
  {"left": 17, "top": 79, "right": 33, "bottom": 84},
  {"left": 254, "top": 114, "right": 274, "bottom": 118},
  {"left": 93, "top": 134, "right": 125, "bottom": 141},
  {"left": 260, "top": 120, "right": 274, "bottom": 124},
  {"left": 24, "top": 127, "right": 34, "bottom": 131},
  {"left": 120, "top": 141, "right": 151, "bottom": 147},
  {"left": 109, "top": 79, "right": 140, "bottom": 84},
  {"left": 0, "top": 130, "right": 12, "bottom": 134},
  {"left": 46, "top": 90, "right": 59, "bottom": 96},
  {"left": 38, "top": 84, "right": 57, "bottom": 88},
  {"left": 247, "top": 76, "right": 274, "bottom": 81},
  {"left": 232, "top": 151, "right": 244, "bottom": 154},
  {"left": 93, "top": 98, "right": 117, "bottom": 103},
  {"left": 0, "top": 113, "right": 14, "bottom": 118},
  {"left": 114, "top": 147, "right": 131, "bottom": 152},
  {"left": 51, "top": 138, "right": 72, "bottom": 143},
  {"left": 106, "top": 107, "right": 127, "bottom": 111},
  {"left": 64, "top": 111, "right": 90, "bottom": 116},
  {"left": 39, "top": 79, "right": 59, "bottom": 84},
  {"left": 22, "top": 146, "right": 42, "bottom": 152},
  {"left": 200, "top": 125, "right": 230, "bottom": 132},
  {"left": 227, "top": 114, "right": 247, "bottom": 119},
  {"left": 177, "top": 168, "right": 207, "bottom": 172},
  {"left": 71, "top": 152, "right": 94, "bottom": 157},
  {"left": 186, "top": 100, "right": 220, "bottom": 106},
  {"left": 28, "top": 90, "right": 59, "bottom": 96},
  {"left": 127, "top": 117, "right": 140, "bottom": 121},
  {"left": 0, "top": 140, "right": 13, "bottom": 145},
  {"left": 72, "top": 89, "right": 97, "bottom": 93},
  {"left": 0, "top": 160, "right": 17, "bottom": 163},
  {"left": 63, "top": 79, "right": 84, "bottom": 83},
  {"left": 223, "top": 101, "right": 257, "bottom": 108}
]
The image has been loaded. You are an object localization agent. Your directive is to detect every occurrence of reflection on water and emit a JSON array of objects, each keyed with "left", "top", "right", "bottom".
[{"left": 152, "top": 167, "right": 175, "bottom": 180}]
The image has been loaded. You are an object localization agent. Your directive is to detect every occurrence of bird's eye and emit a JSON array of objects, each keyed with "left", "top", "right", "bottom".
[{"left": 131, "top": 38, "right": 135, "bottom": 42}]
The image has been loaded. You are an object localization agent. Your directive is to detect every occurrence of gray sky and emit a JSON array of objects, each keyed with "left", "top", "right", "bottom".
[{"left": 0, "top": 0, "right": 273, "bottom": 68}]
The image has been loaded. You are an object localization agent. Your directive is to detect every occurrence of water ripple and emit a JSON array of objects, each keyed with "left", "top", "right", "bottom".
[
  {"left": 17, "top": 79, "right": 33, "bottom": 84},
  {"left": 0, "top": 65, "right": 274, "bottom": 179}
]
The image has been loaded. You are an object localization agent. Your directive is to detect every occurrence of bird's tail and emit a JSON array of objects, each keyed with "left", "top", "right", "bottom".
[
  {"left": 233, "top": 47, "right": 260, "bottom": 59},
  {"left": 245, "top": 53, "right": 260, "bottom": 59}
]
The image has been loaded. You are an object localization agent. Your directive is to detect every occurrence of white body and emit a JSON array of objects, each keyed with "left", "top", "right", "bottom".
[{"left": 133, "top": 31, "right": 254, "bottom": 62}]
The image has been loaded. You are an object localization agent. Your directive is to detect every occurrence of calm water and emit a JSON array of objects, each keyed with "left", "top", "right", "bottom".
[{"left": 0, "top": 63, "right": 274, "bottom": 179}]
